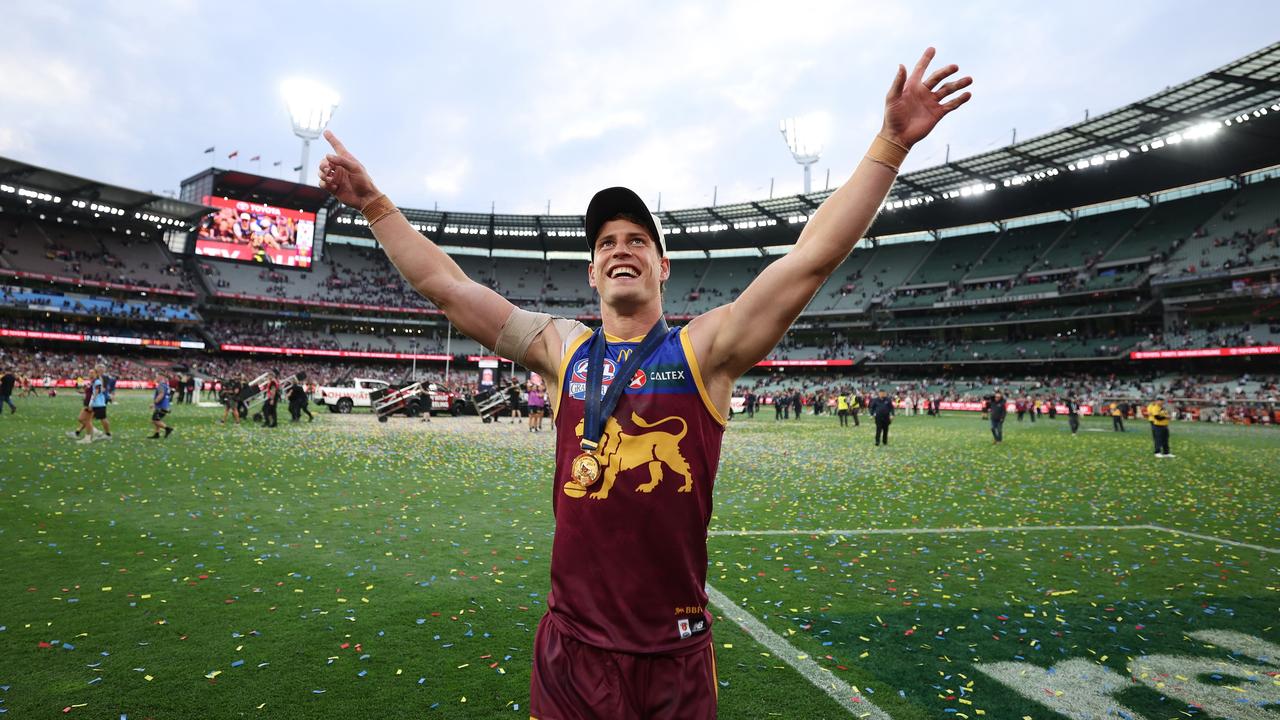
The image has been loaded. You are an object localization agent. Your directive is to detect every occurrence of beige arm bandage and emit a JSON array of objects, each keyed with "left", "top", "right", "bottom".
[
  {"left": 494, "top": 307, "right": 555, "bottom": 365},
  {"left": 866, "top": 134, "right": 910, "bottom": 173}
]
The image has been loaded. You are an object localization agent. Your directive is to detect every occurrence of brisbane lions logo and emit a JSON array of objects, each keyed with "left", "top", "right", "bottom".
[{"left": 566, "top": 412, "right": 692, "bottom": 500}]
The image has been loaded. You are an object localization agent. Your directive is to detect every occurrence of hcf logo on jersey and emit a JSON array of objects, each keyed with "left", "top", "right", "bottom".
[{"left": 569, "top": 358, "right": 617, "bottom": 400}]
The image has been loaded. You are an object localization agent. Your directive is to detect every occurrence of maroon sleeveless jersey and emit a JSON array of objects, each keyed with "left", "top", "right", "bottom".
[{"left": 548, "top": 326, "right": 726, "bottom": 655}]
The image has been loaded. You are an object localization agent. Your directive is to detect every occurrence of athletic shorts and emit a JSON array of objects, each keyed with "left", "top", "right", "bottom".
[
  {"left": 530, "top": 613, "right": 717, "bottom": 720},
  {"left": 152, "top": 408, "right": 169, "bottom": 422},
  {"left": 92, "top": 406, "right": 107, "bottom": 420}
]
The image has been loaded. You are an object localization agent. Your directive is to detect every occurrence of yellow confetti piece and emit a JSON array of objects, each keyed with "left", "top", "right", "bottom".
[
  {"left": 101, "top": 586, "right": 112, "bottom": 592},
  {"left": 144, "top": 675, "right": 153, "bottom": 682}
]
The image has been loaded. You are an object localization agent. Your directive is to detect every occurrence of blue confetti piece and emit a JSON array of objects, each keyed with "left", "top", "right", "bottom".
[
  {"left": 231, "top": 660, "right": 244, "bottom": 668},
  {"left": 357, "top": 670, "right": 367, "bottom": 677}
]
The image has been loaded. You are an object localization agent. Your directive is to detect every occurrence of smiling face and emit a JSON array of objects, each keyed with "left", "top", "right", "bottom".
[{"left": 588, "top": 217, "right": 669, "bottom": 312}]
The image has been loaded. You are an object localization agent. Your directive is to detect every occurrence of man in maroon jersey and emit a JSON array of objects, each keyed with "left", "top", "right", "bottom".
[{"left": 318, "top": 47, "right": 970, "bottom": 719}]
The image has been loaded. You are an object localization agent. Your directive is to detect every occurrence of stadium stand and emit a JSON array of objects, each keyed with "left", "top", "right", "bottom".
[
  {"left": 1160, "top": 177, "right": 1280, "bottom": 278},
  {"left": 0, "top": 215, "right": 190, "bottom": 291},
  {"left": 0, "top": 285, "right": 198, "bottom": 322},
  {"left": 1, "top": 45, "right": 1278, "bottom": 393},
  {"left": 903, "top": 231, "right": 999, "bottom": 287},
  {"left": 964, "top": 221, "right": 1067, "bottom": 281},
  {"left": 1029, "top": 207, "right": 1145, "bottom": 275}
]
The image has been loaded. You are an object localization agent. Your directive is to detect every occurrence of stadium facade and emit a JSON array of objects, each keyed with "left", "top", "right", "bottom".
[{"left": 0, "top": 43, "right": 1277, "bottom": 416}]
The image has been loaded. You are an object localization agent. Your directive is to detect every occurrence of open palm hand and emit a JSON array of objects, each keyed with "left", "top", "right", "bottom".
[{"left": 881, "top": 47, "right": 972, "bottom": 149}]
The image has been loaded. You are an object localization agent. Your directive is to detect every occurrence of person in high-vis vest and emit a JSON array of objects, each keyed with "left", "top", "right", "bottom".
[
  {"left": 836, "top": 392, "right": 850, "bottom": 427},
  {"left": 1146, "top": 397, "right": 1173, "bottom": 457},
  {"left": 1110, "top": 401, "right": 1125, "bottom": 432}
]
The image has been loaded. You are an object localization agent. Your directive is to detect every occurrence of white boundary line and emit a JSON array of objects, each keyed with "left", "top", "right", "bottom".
[
  {"left": 704, "top": 583, "right": 893, "bottom": 720},
  {"left": 708, "top": 523, "right": 1279, "bottom": 554},
  {"left": 704, "top": 522, "right": 1276, "bottom": 717}
]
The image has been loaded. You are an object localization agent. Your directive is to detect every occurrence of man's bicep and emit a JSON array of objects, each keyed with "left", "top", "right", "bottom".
[{"left": 434, "top": 281, "right": 521, "bottom": 354}]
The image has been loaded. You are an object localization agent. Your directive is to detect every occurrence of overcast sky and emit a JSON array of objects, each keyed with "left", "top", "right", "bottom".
[{"left": 1, "top": 1, "right": 1277, "bottom": 215}]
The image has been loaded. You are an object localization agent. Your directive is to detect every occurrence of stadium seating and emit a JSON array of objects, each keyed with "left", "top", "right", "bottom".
[
  {"left": 0, "top": 216, "right": 187, "bottom": 290},
  {"left": 809, "top": 242, "right": 932, "bottom": 313},
  {"left": 904, "top": 231, "right": 1000, "bottom": 286},
  {"left": 682, "top": 256, "right": 775, "bottom": 315},
  {"left": 1102, "top": 191, "right": 1229, "bottom": 264},
  {"left": 1029, "top": 207, "right": 1144, "bottom": 274},
  {"left": 0, "top": 285, "right": 198, "bottom": 322},
  {"left": 965, "top": 221, "right": 1068, "bottom": 280},
  {"left": 1160, "top": 179, "right": 1280, "bottom": 278},
  {"left": 869, "top": 334, "right": 1142, "bottom": 364}
]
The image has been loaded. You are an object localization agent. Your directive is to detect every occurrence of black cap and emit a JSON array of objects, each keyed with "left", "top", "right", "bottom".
[{"left": 584, "top": 187, "right": 665, "bottom": 256}]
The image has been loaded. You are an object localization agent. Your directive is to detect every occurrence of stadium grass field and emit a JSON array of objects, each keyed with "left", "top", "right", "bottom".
[{"left": 0, "top": 392, "right": 1276, "bottom": 719}]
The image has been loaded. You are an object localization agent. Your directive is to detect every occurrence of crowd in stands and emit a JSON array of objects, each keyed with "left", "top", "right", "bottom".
[
  {"left": 0, "top": 347, "right": 140, "bottom": 384},
  {"left": 201, "top": 248, "right": 438, "bottom": 311},
  {"left": 735, "top": 370, "right": 1279, "bottom": 423},
  {"left": 868, "top": 332, "right": 1140, "bottom": 363},
  {"left": 0, "top": 316, "right": 201, "bottom": 342},
  {"left": 1165, "top": 211, "right": 1280, "bottom": 278},
  {"left": 0, "top": 285, "right": 197, "bottom": 322},
  {"left": 1141, "top": 321, "right": 1280, "bottom": 350},
  {"left": 204, "top": 319, "right": 453, "bottom": 354},
  {"left": 0, "top": 217, "right": 192, "bottom": 291},
  {"left": 0, "top": 346, "right": 483, "bottom": 394}
]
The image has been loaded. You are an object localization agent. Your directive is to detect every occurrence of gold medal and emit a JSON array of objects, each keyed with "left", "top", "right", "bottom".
[{"left": 570, "top": 452, "right": 602, "bottom": 487}]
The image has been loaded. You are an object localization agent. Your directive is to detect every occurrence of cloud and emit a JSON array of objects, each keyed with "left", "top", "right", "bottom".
[
  {"left": 423, "top": 156, "right": 472, "bottom": 196},
  {"left": 0, "top": 127, "right": 28, "bottom": 154}
]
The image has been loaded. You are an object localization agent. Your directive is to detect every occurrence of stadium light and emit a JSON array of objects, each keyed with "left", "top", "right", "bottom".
[
  {"left": 780, "top": 113, "right": 829, "bottom": 194},
  {"left": 282, "top": 79, "right": 340, "bottom": 184}
]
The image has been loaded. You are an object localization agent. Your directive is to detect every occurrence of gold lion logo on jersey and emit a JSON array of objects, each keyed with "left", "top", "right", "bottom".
[{"left": 566, "top": 411, "right": 692, "bottom": 500}]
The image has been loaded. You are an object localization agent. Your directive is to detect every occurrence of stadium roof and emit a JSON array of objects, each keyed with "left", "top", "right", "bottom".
[
  {"left": 886, "top": 42, "right": 1280, "bottom": 202},
  {"left": 335, "top": 41, "right": 1280, "bottom": 254},
  {"left": 0, "top": 156, "right": 209, "bottom": 227}
]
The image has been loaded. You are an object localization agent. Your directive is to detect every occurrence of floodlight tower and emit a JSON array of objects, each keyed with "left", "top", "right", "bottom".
[
  {"left": 282, "top": 79, "right": 340, "bottom": 184},
  {"left": 780, "top": 116, "right": 824, "bottom": 194}
]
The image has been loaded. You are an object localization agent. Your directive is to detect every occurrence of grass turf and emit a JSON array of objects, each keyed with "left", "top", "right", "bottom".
[{"left": 0, "top": 393, "right": 1275, "bottom": 719}]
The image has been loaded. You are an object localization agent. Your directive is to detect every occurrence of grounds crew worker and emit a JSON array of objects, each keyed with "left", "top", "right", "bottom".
[
  {"left": 1147, "top": 396, "right": 1174, "bottom": 458},
  {"left": 318, "top": 46, "right": 971, "bottom": 719},
  {"left": 836, "top": 391, "right": 850, "bottom": 427},
  {"left": 1110, "top": 401, "right": 1125, "bottom": 432}
]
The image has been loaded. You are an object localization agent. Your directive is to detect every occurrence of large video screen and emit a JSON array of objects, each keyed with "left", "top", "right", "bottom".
[{"left": 196, "top": 196, "right": 315, "bottom": 268}]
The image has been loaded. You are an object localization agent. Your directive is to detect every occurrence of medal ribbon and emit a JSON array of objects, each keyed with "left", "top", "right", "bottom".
[{"left": 581, "top": 317, "right": 669, "bottom": 453}]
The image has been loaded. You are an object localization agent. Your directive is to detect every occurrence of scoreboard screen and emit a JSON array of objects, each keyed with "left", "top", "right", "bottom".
[{"left": 195, "top": 196, "right": 315, "bottom": 269}]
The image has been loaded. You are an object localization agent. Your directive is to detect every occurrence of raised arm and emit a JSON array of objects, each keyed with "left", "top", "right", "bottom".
[
  {"left": 691, "top": 48, "right": 971, "bottom": 390},
  {"left": 318, "top": 131, "right": 559, "bottom": 377}
]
